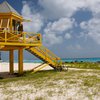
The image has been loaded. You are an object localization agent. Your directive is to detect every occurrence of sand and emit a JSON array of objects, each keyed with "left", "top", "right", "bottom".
[
  {"left": 0, "top": 62, "right": 53, "bottom": 73},
  {"left": 0, "top": 62, "right": 100, "bottom": 100}
]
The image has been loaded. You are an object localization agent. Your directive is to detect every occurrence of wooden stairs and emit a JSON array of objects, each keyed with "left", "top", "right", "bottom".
[{"left": 26, "top": 46, "right": 63, "bottom": 71}]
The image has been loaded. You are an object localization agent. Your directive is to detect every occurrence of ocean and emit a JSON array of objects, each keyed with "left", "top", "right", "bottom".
[
  {"left": 62, "top": 58, "right": 100, "bottom": 63},
  {"left": 2, "top": 57, "right": 100, "bottom": 63}
]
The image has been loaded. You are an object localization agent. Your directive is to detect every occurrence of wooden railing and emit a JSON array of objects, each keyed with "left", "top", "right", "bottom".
[
  {"left": 0, "top": 30, "right": 42, "bottom": 44},
  {"left": 39, "top": 46, "right": 63, "bottom": 67},
  {"left": 27, "top": 46, "right": 63, "bottom": 67}
]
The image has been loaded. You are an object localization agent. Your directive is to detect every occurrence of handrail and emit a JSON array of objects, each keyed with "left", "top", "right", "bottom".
[
  {"left": 29, "top": 46, "right": 62, "bottom": 66},
  {"left": 34, "top": 47, "right": 56, "bottom": 61},
  {"left": 37, "top": 46, "right": 63, "bottom": 67},
  {"left": 39, "top": 46, "right": 60, "bottom": 60},
  {"left": 35, "top": 47, "right": 57, "bottom": 61},
  {"left": 7, "top": 33, "right": 21, "bottom": 40},
  {"left": 30, "top": 46, "right": 63, "bottom": 68},
  {"left": 29, "top": 47, "right": 56, "bottom": 64},
  {"left": 0, "top": 30, "right": 42, "bottom": 44}
]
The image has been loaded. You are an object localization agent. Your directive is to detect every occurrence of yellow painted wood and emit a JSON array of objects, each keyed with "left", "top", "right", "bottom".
[
  {"left": 9, "top": 50, "right": 14, "bottom": 74},
  {"left": 27, "top": 47, "right": 56, "bottom": 66},
  {"left": 0, "top": 45, "right": 5, "bottom": 49},
  {"left": 0, "top": 42, "right": 41, "bottom": 47},
  {"left": 4, "top": 31, "right": 7, "bottom": 42},
  {"left": 0, "top": 3, "right": 63, "bottom": 74},
  {"left": 0, "top": 46, "right": 24, "bottom": 51},
  {"left": 18, "top": 48, "right": 23, "bottom": 75},
  {"left": 10, "top": 17, "right": 12, "bottom": 32},
  {"left": 33, "top": 64, "right": 48, "bottom": 73},
  {"left": 23, "top": 32, "right": 26, "bottom": 43}
]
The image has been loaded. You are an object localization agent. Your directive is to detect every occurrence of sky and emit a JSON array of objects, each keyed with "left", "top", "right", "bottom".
[{"left": 0, "top": 0, "right": 100, "bottom": 60}]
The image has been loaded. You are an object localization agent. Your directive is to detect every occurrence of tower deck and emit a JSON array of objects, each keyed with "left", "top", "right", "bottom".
[{"left": 0, "top": 30, "right": 42, "bottom": 50}]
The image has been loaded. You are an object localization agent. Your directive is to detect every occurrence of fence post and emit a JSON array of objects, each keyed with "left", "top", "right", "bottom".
[{"left": 5, "top": 30, "right": 7, "bottom": 42}]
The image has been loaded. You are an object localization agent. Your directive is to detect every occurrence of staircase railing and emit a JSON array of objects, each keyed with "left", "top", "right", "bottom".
[
  {"left": 29, "top": 47, "right": 56, "bottom": 63},
  {"left": 39, "top": 46, "right": 60, "bottom": 60},
  {"left": 28, "top": 46, "right": 63, "bottom": 67},
  {"left": 38, "top": 46, "right": 62, "bottom": 66}
]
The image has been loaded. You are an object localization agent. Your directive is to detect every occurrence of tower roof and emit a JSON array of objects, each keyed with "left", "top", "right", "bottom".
[{"left": 0, "top": 1, "right": 21, "bottom": 16}]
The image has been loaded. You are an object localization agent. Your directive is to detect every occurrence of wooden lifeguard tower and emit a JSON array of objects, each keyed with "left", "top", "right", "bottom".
[{"left": 0, "top": 1, "right": 65, "bottom": 75}]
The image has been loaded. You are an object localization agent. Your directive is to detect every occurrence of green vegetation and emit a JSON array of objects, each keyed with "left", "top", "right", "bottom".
[
  {"left": 0, "top": 68, "right": 100, "bottom": 100},
  {"left": 66, "top": 62, "right": 100, "bottom": 69},
  {"left": 35, "top": 96, "right": 45, "bottom": 100}
]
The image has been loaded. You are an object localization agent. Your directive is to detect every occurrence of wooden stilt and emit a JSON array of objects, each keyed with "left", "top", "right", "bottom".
[
  {"left": 9, "top": 50, "right": 14, "bottom": 74},
  {"left": 18, "top": 48, "right": 23, "bottom": 75}
]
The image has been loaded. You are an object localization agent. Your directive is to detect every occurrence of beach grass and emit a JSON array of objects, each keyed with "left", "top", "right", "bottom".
[
  {"left": 66, "top": 62, "right": 100, "bottom": 70},
  {"left": 0, "top": 68, "right": 100, "bottom": 100}
]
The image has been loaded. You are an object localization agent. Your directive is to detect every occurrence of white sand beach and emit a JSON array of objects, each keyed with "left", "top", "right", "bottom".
[
  {"left": 0, "top": 62, "right": 53, "bottom": 73},
  {"left": 0, "top": 62, "right": 100, "bottom": 100}
]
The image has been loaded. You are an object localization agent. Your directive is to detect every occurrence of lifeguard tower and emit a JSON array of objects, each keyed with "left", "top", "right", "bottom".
[{"left": 0, "top": 1, "right": 65, "bottom": 75}]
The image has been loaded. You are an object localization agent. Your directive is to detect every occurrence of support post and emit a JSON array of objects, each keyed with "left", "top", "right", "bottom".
[
  {"left": 18, "top": 48, "right": 23, "bottom": 75},
  {"left": 9, "top": 50, "right": 14, "bottom": 74},
  {"left": 10, "top": 17, "right": 12, "bottom": 32}
]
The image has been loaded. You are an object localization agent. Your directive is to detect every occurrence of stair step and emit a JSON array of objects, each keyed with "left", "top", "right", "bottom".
[{"left": 26, "top": 47, "right": 62, "bottom": 70}]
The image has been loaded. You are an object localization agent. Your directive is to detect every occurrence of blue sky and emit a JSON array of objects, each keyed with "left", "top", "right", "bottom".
[{"left": 1, "top": 0, "right": 100, "bottom": 60}]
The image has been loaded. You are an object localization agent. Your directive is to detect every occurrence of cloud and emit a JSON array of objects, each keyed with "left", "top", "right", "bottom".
[
  {"left": 78, "top": 0, "right": 100, "bottom": 45},
  {"left": 38, "top": 0, "right": 86, "bottom": 19},
  {"left": 65, "top": 33, "right": 72, "bottom": 39},
  {"left": 43, "top": 33, "right": 63, "bottom": 46},
  {"left": 43, "top": 17, "right": 74, "bottom": 46},
  {"left": 44, "top": 18, "right": 75, "bottom": 34},
  {"left": 38, "top": 0, "right": 100, "bottom": 19},
  {"left": 21, "top": 1, "right": 44, "bottom": 32},
  {"left": 86, "top": 0, "right": 100, "bottom": 17},
  {"left": 80, "top": 21, "right": 88, "bottom": 30},
  {"left": 21, "top": 0, "right": 100, "bottom": 47},
  {"left": 22, "top": 0, "right": 100, "bottom": 31},
  {"left": 80, "top": 18, "right": 100, "bottom": 44},
  {"left": 38, "top": 0, "right": 100, "bottom": 46}
]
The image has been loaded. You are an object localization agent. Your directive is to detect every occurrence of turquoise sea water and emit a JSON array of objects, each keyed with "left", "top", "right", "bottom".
[
  {"left": 3, "top": 58, "right": 100, "bottom": 63},
  {"left": 62, "top": 58, "right": 100, "bottom": 63}
]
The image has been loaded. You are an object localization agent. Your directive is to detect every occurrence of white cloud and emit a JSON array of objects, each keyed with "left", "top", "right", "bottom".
[
  {"left": 43, "top": 17, "right": 74, "bottom": 46},
  {"left": 38, "top": 0, "right": 100, "bottom": 46},
  {"left": 65, "top": 33, "right": 72, "bottom": 39},
  {"left": 77, "top": 0, "right": 100, "bottom": 44},
  {"left": 86, "top": 0, "right": 100, "bottom": 17},
  {"left": 44, "top": 18, "right": 75, "bottom": 34},
  {"left": 80, "top": 18, "right": 100, "bottom": 44},
  {"left": 38, "top": 0, "right": 85, "bottom": 19},
  {"left": 21, "top": 1, "right": 44, "bottom": 32},
  {"left": 43, "top": 33, "right": 63, "bottom": 46},
  {"left": 38, "top": 0, "right": 100, "bottom": 20},
  {"left": 80, "top": 21, "right": 87, "bottom": 30},
  {"left": 21, "top": 0, "right": 100, "bottom": 46}
]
